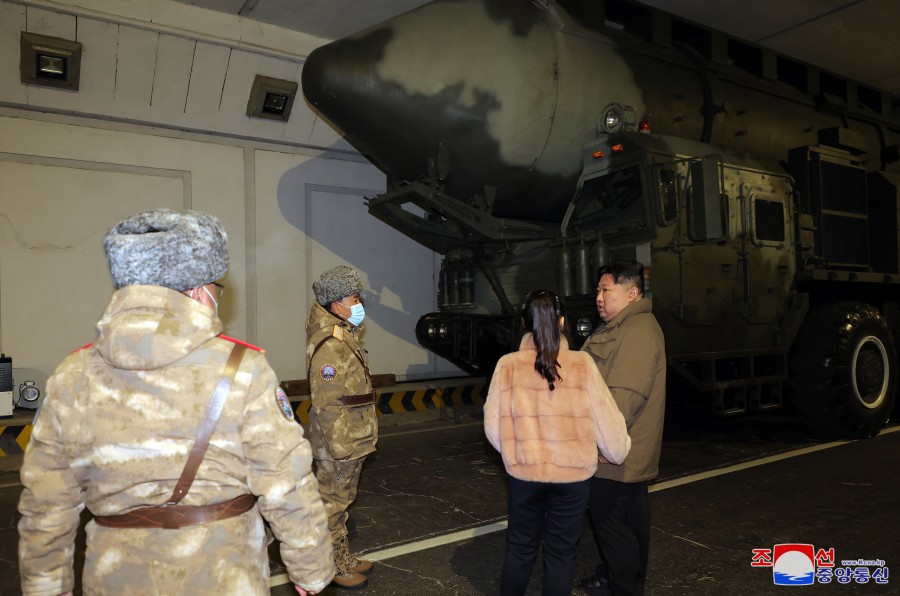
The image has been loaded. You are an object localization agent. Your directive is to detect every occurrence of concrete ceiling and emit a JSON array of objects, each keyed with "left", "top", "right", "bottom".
[{"left": 174, "top": 0, "right": 900, "bottom": 96}]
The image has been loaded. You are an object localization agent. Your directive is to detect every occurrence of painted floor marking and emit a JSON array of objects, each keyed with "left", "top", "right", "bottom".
[
  {"left": 379, "top": 420, "right": 483, "bottom": 439},
  {"left": 4, "top": 422, "right": 895, "bottom": 589},
  {"left": 270, "top": 425, "right": 899, "bottom": 587}
]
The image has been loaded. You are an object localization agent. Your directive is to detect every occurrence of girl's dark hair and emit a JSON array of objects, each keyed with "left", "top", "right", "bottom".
[{"left": 522, "top": 289, "right": 564, "bottom": 390}]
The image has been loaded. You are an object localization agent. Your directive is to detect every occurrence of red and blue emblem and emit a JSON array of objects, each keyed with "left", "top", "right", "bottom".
[
  {"left": 320, "top": 363, "right": 337, "bottom": 381},
  {"left": 275, "top": 386, "right": 294, "bottom": 420}
]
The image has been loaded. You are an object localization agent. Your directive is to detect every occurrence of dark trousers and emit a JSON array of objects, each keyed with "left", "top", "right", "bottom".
[
  {"left": 501, "top": 476, "right": 591, "bottom": 596},
  {"left": 587, "top": 478, "right": 650, "bottom": 596}
]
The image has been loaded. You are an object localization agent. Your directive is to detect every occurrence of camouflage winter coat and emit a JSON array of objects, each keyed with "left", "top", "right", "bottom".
[
  {"left": 305, "top": 302, "right": 377, "bottom": 461},
  {"left": 18, "top": 285, "right": 334, "bottom": 596}
]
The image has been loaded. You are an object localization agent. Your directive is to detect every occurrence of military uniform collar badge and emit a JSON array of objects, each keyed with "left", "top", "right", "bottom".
[
  {"left": 275, "top": 386, "right": 294, "bottom": 420},
  {"left": 332, "top": 325, "right": 344, "bottom": 340}
]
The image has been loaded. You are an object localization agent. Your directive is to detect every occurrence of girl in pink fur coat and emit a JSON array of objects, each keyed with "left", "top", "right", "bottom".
[{"left": 484, "top": 290, "right": 631, "bottom": 595}]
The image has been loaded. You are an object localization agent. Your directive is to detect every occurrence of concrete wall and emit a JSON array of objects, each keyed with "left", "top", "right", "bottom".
[{"left": 0, "top": 0, "right": 460, "bottom": 400}]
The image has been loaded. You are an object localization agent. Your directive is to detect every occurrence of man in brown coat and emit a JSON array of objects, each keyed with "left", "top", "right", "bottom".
[
  {"left": 18, "top": 209, "right": 333, "bottom": 596},
  {"left": 306, "top": 265, "right": 378, "bottom": 590},
  {"left": 578, "top": 261, "right": 666, "bottom": 596}
]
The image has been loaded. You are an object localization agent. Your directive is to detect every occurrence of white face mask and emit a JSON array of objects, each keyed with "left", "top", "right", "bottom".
[
  {"left": 347, "top": 303, "right": 365, "bottom": 326},
  {"left": 202, "top": 285, "right": 219, "bottom": 318}
]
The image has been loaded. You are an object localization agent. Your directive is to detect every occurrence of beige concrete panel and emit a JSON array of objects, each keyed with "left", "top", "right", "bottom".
[
  {"left": 73, "top": 17, "right": 118, "bottom": 113},
  {"left": 0, "top": 159, "right": 183, "bottom": 382},
  {"left": 761, "top": 0, "right": 900, "bottom": 90},
  {"left": 638, "top": 0, "right": 849, "bottom": 43},
  {"left": 0, "top": 115, "right": 247, "bottom": 338},
  {"left": 55, "top": 0, "right": 323, "bottom": 57},
  {"left": 302, "top": 112, "right": 346, "bottom": 149},
  {"left": 0, "top": 3, "right": 26, "bottom": 105},
  {"left": 216, "top": 47, "right": 263, "bottom": 129},
  {"left": 184, "top": 42, "right": 231, "bottom": 123},
  {"left": 253, "top": 149, "right": 456, "bottom": 380},
  {"left": 1, "top": 2, "right": 332, "bottom": 148},
  {"left": 253, "top": 150, "right": 311, "bottom": 380},
  {"left": 17, "top": 0, "right": 325, "bottom": 59},
  {"left": 25, "top": 6, "right": 75, "bottom": 39},
  {"left": 114, "top": 25, "right": 158, "bottom": 110},
  {"left": 235, "top": 18, "right": 325, "bottom": 59},
  {"left": 305, "top": 184, "right": 443, "bottom": 380},
  {"left": 151, "top": 34, "right": 195, "bottom": 114},
  {"left": 167, "top": 160, "right": 246, "bottom": 342},
  {"left": 179, "top": 143, "right": 247, "bottom": 342}
]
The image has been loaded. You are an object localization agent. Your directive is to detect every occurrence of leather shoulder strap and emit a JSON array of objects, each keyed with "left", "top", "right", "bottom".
[{"left": 168, "top": 343, "right": 247, "bottom": 505}]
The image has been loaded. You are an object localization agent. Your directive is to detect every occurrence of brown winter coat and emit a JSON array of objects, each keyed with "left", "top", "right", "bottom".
[
  {"left": 484, "top": 334, "right": 631, "bottom": 483},
  {"left": 581, "top": 298, "right": 666, "bottom": 483}
]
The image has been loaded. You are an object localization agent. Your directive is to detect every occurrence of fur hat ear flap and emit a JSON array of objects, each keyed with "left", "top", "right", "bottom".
[{"left": 103, "top": 209, "right": 228, "bottom": 291}]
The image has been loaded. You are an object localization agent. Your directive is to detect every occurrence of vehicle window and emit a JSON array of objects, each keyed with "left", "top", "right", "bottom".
[
  {"left": 754, "top": 198, "right": 785, "bottom": 242},
  {"left": 658, "top": 168, "right": 678, "bottom": 223},
  {"left": 573, "top": 164, "right": 645, "bottom": 236}
]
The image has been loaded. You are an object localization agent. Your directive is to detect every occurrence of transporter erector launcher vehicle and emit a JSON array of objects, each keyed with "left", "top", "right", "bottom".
[{"left": 302, "top": 0, "right": 900, "bottom": 437}]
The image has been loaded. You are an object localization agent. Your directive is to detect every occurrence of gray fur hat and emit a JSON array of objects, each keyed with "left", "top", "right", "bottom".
[
  {"left": 103, "top": 208, "right": 228, "bottom": 291},
  {"left": 313, "top": 265, "right": 363, "bottom": 306}
]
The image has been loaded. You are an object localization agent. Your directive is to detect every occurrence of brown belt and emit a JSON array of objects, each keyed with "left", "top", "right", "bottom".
[
  {"left": 94, "top": 493, "right": 256, "bottom": 530},
  {"left": 339, "top": 391, "right": 376, "bottom": 407}
]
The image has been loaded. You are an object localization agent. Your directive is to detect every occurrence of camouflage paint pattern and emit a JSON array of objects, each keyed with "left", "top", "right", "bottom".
[
  {"left": 18, "top": 285, "right": 334, "bottom": 595},
  {"left": 303, "top": 0, "right": 900, "bottom": 226}
]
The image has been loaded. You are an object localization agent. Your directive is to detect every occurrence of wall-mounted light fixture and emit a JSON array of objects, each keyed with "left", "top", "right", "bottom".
[
  {"left": 20, "top": 31, "right": 82, "bottom": 91},
  {"left": 246, "top": 75, "right": 298, "bottom": 122}
]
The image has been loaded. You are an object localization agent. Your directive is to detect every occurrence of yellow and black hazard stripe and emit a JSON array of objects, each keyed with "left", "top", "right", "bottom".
[
  {"left": 376, "top": 384, "right": 487, "bottom": 415},
  {"left": 290, "top": 383, "right": 485, "bottom": 425},
  {"left": 292, "top": 399, "right": 312, "bottom": 425},
  {"left": 1, "top": 383, "right": 487, "bottom": 455},
  {"left": 0, "top": 424, "right": 33, "bottom": 457},
  {"left": 435, "top": 384, "right": 487, "bottom": 409}
]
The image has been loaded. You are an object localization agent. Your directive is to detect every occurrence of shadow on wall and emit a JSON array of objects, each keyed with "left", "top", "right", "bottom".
[{"left": 276, "top": 145, "right": 449, "bottom": 378}]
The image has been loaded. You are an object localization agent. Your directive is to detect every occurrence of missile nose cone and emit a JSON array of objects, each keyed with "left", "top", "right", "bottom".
[
  {"left": 302, "top": 25, "right": 405, "bottom": 171},
  {"left": 301, "top": 0, "right": 568, "bottom": 220},
  {"left": 299, "top": 40, "right": 329, "bottom": 110},
  {"left": 301, "top": 28, "right": 389, "bottom": 116}
]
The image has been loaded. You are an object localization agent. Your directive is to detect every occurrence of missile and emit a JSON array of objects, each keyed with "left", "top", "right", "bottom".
[{"left": 302, "top": 0, "right": 900, "bottom": 227}]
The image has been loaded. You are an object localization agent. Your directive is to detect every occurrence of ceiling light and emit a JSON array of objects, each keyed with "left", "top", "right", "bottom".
[
  {"left": 20, "top": 32, "right": 82, "bottom": 91},
  {"left": 247, "top": 75, "right": 298, "bottom": 122}
]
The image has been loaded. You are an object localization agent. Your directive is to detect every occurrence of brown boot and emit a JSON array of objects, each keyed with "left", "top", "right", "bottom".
[
  {"left": 341, "top": 536, "right": 375, "bottom": 576},
  {"left": 331, "top": 545, "right": 368, "bottom": 590}
]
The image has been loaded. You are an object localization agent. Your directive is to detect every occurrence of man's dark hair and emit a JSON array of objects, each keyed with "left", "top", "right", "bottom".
[{"left": 597, "top": 261, "right": 645, "bottom": 295}]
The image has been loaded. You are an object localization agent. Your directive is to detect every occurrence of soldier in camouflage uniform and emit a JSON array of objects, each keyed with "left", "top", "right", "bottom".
[
  {"left": 18, "top": 209, "right": 334, "bottom": 596},
  {"left": 306, "top": 265, "right": 378, "bottom": 590}
]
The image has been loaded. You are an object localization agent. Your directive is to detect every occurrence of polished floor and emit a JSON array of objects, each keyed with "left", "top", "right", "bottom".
[{"left": 2, "top": 403, "right": 898, "bottom": 595}]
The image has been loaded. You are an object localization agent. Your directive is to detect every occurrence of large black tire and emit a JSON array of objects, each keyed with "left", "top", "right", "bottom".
[{"left": 789, "top": 301, "right": 897, "bottom": 438}]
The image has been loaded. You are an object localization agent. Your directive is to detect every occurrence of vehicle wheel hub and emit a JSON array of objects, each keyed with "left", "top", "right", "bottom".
[{"left": 852, "top": 336, "right": 889, "bottom": 409}]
